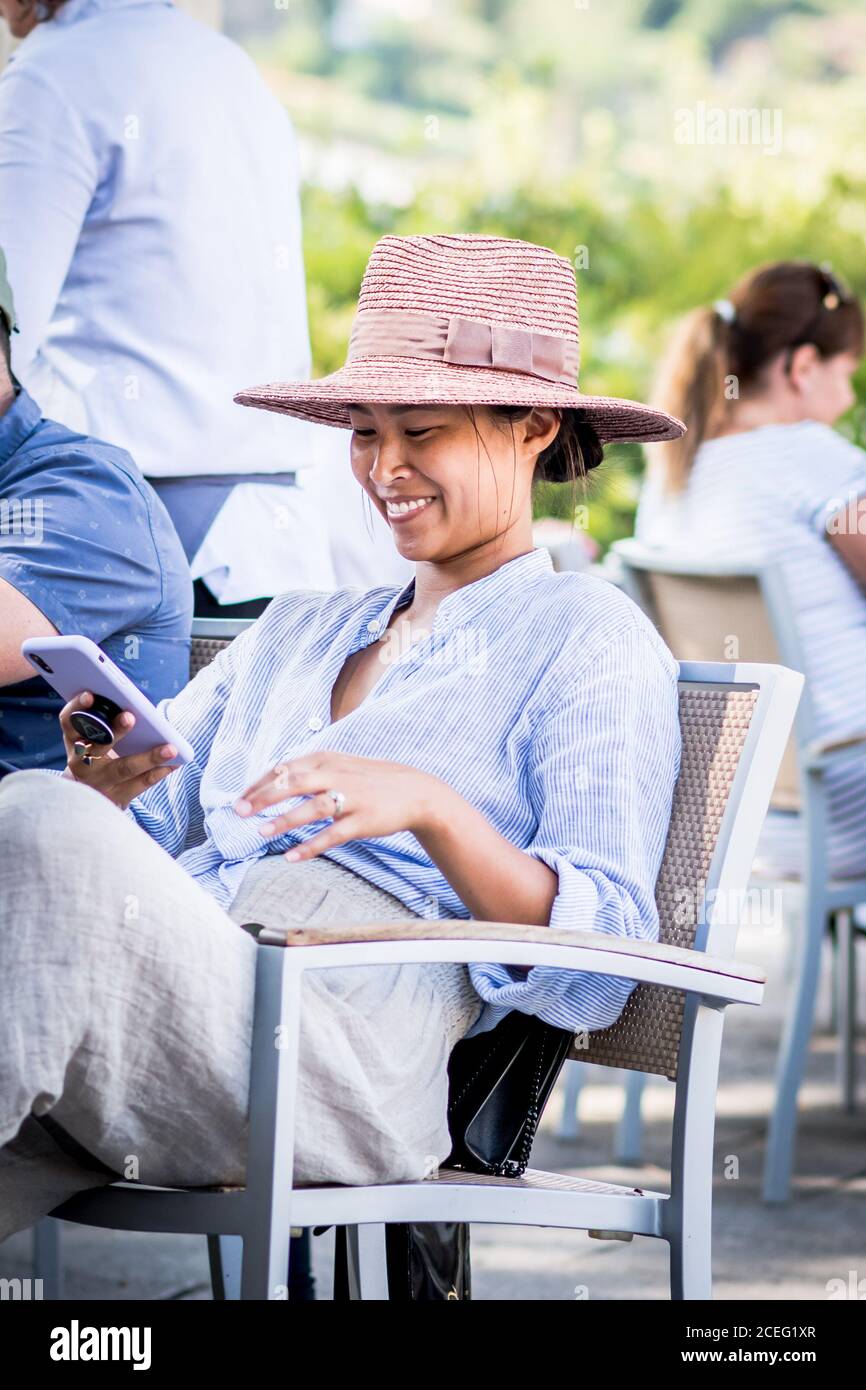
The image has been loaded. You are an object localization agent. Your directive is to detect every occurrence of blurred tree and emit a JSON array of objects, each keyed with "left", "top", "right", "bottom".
[{"left": 642, "top": 0, "right": 685, "bottom": 27}]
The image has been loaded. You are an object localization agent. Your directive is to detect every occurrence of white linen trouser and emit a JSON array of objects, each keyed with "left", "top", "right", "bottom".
[{"left": 0, "top": 770, "right": 482, "bottom": 1241}]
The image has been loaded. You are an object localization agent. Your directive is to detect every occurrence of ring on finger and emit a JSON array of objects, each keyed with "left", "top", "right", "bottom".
[
  {"left": 326, "top": 788, "right": 347, "bottom": 819},
  {"left": 73, "top": 739, "right": 109, "bottom": 767}
]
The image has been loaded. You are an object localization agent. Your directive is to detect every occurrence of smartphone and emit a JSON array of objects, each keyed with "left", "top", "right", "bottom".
[{"left": 21, "top": 635, "right": 195, "bottom": 766}]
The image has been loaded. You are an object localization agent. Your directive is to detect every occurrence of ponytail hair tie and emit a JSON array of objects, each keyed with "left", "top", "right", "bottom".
[
  {"left": 819, "top": 262, "right": 844, "bottom": 310},
  {"left": 713, "top": 299, "right": 736, "bottom": 325}
]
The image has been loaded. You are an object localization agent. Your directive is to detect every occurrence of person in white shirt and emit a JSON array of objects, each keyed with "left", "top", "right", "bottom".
[
  {"left": 636, "top": 260, "right": 866, "bottom": 879},
  {"left": 0, "top": 0, "right": 337, "bottom": 615}
]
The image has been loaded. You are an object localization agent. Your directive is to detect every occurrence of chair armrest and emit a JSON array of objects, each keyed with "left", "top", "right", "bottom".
[
  {"left": 803, "top": 731, "right": 866, "bottom": 774},
  {"left": 256, "top": 919, "right": 765, "bottom": 1007}
]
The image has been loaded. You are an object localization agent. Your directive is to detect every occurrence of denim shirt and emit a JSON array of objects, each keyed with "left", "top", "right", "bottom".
[{"left": 0, "top": 388, "right": 192, "bottom": 770}]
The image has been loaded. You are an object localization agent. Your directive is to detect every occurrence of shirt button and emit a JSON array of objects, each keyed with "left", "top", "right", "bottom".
[
  {"left": 367, "top": 618, "right": 380, "bottom": 634},
  {"left": 307, "top": 715, "right": 324, "bottom": 732},
  {"left": 423, "top": 895, "right": 438, "bottom": 914}
]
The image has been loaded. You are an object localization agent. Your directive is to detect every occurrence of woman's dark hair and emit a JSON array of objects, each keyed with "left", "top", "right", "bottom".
[
  {"left": 489, "top": 405, "right": 603, "bottom": 480},
  {"left": 470, "top": 404, "right": 604, "bottom": 483},
  {"left": 0, "top": 314, "right": 11, "bottom": 373},
  {"left": 650, "top": 260, "right": 865, "bottom": 495}
]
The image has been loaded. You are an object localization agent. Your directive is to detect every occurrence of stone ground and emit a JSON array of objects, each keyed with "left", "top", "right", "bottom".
[{"left": 1, "top": 887, "right": 864, "bottom": 1300}]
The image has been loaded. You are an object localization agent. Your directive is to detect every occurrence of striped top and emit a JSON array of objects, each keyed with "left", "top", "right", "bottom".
[
  {"left": 637, "top": 421, "right": 866, "bottom": 878},
  {"left": 122, "top": 547, "right": 682, "bottom": 1038}
]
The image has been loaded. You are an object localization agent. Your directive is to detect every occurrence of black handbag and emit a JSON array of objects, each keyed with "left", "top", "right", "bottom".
[
  {"left": 382, "top": 1009, "right": 576, "bottom": 1299},
  {"left": 445, "top": 1008, "right": 576, "bottom": 1178}
]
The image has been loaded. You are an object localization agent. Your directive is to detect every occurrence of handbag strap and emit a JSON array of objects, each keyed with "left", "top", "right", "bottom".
[{"left": 493, "top": 1028, "right": 549, "bottom": 1178}]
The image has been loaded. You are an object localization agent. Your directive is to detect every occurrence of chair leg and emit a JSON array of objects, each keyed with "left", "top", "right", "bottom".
[
  {"left": 614, "top": 1070, "right": 647, "bottom": 1164},
  {"left": 32, "top": 1219, "right": 63, "bottom": 1301},
  {"left": 781, "top": 889, "right": 800, "bottom": 987},
  {"left": 239, "top": 1200, "right": 295, "bottom": 1301},
  {"left": 762, "top": 890, "right": 828, "bottom": 1203},
  {"left": 666, "top": 1002, "right": 724, "bottom": 1299},
  {"left": 556, "top": 1060, "right": 584, "bottom": 1140},
  {"left": 208, "top": 1234, "right": 242, "bottom": 1301},
  {"left": 344, "top": 1225, "right": 389, "bottom": 1300},
  {"left": 238, "top": 947, "right": 304, "bottom": 1300},
  {"left": 827, "top": 917, "right": 839, "bottom": 1035},
  {"left": 836, "top": 909, "right": 857, "bottom": 1113}
]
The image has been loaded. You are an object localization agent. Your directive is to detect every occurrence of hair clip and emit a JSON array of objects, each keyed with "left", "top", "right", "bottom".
[
  {"left": 713, "top": 299, "right": 736, "bottom": 324},
  {"left": 819, "top": 262, "right": 844, "bottom": 309}
]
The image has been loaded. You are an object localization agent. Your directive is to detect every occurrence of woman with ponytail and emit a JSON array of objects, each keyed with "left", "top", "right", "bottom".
[{"left": 637, "top": 260, "right": 866, "bottom": 877}]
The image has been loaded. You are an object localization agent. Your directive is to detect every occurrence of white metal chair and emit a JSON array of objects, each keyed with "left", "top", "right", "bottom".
[
  {"left": 605, "top": 540, "right": 866, "bottom": 1203},
  {"left": 42, "top": 655, "right": 801, "bottom": 1299}
]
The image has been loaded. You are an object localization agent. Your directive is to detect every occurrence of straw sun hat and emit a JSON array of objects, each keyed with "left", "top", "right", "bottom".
[{"left": 235, "top": 233, "right": 685, "bottom": 446}]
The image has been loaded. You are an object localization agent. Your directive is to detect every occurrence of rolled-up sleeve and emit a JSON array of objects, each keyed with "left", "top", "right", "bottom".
[{"left": 466, "top": 625, "right": 682, "bottom": 1034}]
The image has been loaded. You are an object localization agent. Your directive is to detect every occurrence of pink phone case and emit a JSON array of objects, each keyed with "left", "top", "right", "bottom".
[{"left": 21, "top": 635, "right": 194, "bottom": 766}]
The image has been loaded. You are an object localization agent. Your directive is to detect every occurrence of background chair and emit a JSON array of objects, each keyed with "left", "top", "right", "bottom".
[
  {"left": 602, "top": 539, "right": 866, "bottom": 1203},
  {"left": 45, "top": 656, "right": 801, "bottom": 1300}
]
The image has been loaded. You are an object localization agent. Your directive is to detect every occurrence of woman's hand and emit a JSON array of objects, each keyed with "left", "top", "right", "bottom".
[
  {"left": 233, "top": 751, "right": 451, "bottom": 860},
  {"left": 60, "top": 690, "right": 180, "bottom": 810},
  {"left": 236, "top": 748, "right": 559, "bottom": 929}
]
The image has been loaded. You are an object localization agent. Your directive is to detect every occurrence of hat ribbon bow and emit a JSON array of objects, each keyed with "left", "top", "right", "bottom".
[{"left": 347, "top": 309, "right": 578, "bottom": 386}]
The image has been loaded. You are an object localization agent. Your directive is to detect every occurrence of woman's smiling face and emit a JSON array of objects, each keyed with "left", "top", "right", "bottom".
[{"left": 348, "top": 402, "right": 559, "bottom": 561}]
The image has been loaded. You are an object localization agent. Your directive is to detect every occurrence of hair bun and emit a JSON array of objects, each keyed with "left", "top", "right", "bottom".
[{"left": 536, "top": 415, "right": 604, "bottom": 481}]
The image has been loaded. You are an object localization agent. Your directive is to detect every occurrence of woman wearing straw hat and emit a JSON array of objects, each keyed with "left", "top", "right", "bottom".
[{"left": 0, "top": 236, "right": 684, "bottom": 1261}]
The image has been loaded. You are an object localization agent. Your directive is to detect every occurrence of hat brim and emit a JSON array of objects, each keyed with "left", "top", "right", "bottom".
[{"left": 234, "top": 356, "right": 685, "bottom": 445}]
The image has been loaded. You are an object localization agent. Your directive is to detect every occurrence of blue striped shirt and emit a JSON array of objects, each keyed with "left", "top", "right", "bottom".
[{"left": 122, "top": 546, "right": 682, "bottom": 1038}]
